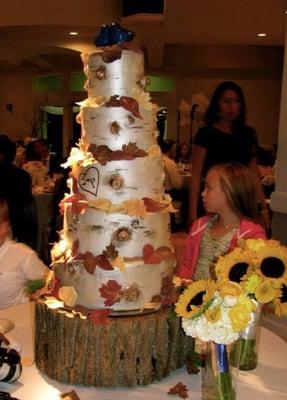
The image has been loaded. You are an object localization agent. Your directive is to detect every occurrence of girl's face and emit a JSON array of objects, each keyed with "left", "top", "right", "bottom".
[
  {"left": 218, "top": 90, "right": 241, "bottom": 122},
  {"left": 201, "top": 169, "right": 229, "bottom": 214}
]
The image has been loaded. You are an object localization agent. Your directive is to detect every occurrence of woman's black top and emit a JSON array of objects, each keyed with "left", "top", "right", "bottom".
[{"left": 194, "top": 125, "right": 258, "bottom": 176}]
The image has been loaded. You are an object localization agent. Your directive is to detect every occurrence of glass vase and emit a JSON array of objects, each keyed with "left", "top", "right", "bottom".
[
  {"left": 202, "top": 341, "right": 239, "bottom": 400},
  {"left": 235, "top": 305, "right": 262, "bottom": 370}
]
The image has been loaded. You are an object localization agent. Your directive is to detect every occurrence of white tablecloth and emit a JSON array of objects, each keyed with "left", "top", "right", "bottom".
[{"left": 0, "top": 303, "right": 286, "bottom": 400}]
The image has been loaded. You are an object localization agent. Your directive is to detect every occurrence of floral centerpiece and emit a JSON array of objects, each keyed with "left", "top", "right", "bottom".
[
  {"left": 175, "top": 279, "right": 256, "bottom": 400},
  {"left": 214, "top": 238, "right": 287, "bottom": 370}
]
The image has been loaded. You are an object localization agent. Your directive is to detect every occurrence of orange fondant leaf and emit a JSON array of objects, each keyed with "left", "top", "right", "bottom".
[
  {"left": 99, "top": 280, "right": 123, "bottom": 306},
  {"left": 143, "top": 197, "right": 168, "bottom": 212},
  {"left": 156, "top": 246, "right": 175, "bottom": 261},
  {"left": 168, "top": 382, "right": 189, "bottom": 399}
]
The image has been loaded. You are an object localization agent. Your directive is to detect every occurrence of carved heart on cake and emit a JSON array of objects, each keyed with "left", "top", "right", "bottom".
[{"left": 79, "top": 166, "right": 100, "bottom": 197}]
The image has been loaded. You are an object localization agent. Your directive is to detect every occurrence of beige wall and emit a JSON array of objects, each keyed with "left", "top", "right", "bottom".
[
  {"left": 0, "top": 43, "right": 283, "bottom": 150},
  {"left": 0, "top": 71, "right": 84, "bottom": 145},
  {"left": 160, "top": 44, "right": 283, "bottom": 146},
  {"left": 0, "top": 73, "right": 34, "bottom": 139}
]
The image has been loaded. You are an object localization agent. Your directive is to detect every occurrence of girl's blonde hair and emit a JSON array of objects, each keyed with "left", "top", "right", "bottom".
[
  {"left": 0, "top": 197, "right": 9, "bottom": 224},
  {"left": 209, "top": 162, "right": 260, "bottom": 222}
]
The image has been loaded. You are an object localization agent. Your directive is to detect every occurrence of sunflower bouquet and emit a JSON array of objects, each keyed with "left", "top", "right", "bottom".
[
  {"left": 214, "top": 238, "right": 287, "bottom": 370},
  {"left": 175, "top": 279, "right": 256, "bottom": 400}
]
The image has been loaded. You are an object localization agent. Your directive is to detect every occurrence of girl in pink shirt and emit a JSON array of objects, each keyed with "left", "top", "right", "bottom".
[{"left": 175, "top": 162, "right": 266, "bottom": 280}]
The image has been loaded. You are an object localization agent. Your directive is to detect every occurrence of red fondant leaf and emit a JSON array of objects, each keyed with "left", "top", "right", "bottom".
[
  {"left": 71, "top": 240, "right": 79, "bottom": 258},
  {"left": 143, "top": 197, "right": 168, "bottom": 212},
  {"left": 120, "top": 96, "right": 143, "bottom": 119},
  {"left": 185, "top": 356, "right": 200, "bottom": 375},
  {"left": 99, "top": 280, "right": 123, "bottom": 306},
  {"left": 147, "top": 252, "right": 162, "bottom": 264},
  {"left": 49, "top": 277, "right": 61, "bottom": 298},
  {"left": 143, "top": 244, "right": 155, "bottom": 263},
  {"left": 88, "top": 309, "right": 112, "bottom": 325},
  {"left": 105, "top": 95, "right": 121, "bottom": 107},
  {"left": 168, "top": 382, "right": 189, "bottom": 399},
  {"left": 95, "top": 254, "right": 114, "bottom": 270},
  {"left": 143, "top": 243, "right": 162, "bottom": 264},
  {"left": 84, "top": 252, "right": 97, "bottom": 274}
]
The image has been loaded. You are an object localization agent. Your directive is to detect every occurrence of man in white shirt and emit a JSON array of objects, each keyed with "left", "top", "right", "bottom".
[{"left": 0, "top": 197, "right": 48, "bottom": 309}]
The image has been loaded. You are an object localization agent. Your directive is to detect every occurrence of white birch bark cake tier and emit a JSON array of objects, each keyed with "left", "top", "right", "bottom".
[{"left": 48, "top": 25, "right": 176, "bottom": 313}]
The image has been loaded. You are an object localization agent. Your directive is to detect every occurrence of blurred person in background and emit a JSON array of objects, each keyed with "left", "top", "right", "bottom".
[{"left": 0, "top": 135, "right": 37, "bottom": 249}]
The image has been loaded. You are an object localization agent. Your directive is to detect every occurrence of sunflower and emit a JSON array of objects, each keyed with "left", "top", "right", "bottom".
[
  {"left": 273, "top": 283, "right": 287, "bottom": 317},
  {"left": 175, "top": 279, "right": 216, "bottom": 319},
  {"left": 254, "top": 243, "right": 287, "bottom": 284},
  {"left": 215, "top": 248, "right": 253, "bottom": 283}
]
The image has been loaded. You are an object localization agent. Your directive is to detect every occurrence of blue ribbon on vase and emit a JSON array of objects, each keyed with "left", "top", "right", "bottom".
[{"left": 216, "top": 343, "right": 229, "bottom": 373}]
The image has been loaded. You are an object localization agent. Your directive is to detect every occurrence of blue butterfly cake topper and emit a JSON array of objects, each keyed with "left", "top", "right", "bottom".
[{"left": 94, "top": 23, "right": 135, "bottom": 47}]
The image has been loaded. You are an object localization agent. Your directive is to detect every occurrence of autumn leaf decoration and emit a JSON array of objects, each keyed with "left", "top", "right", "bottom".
[
  {"left": 143, "top": 244, "right": 175, "bottom": 265},
  {"left": 76, "top": 244, "right": 126, "bottom": 274},
  {"left": 105, "top": 95, "right": 143, "bottom": 119},
  {"left": 101, "top": 44, "right": 122, "bottom": 63},
  {"left": 168, "top": 382, "right": 189, "bottom": 399},
  {"left": 60, "top": 193, "right": 88, "bottom": 216},
  {"left": 88, "top": 142, "right": 147, "bottom": 166},
  {"left": 99, "top": 280, "right": 123, "bottom": 306},
  {"left": 73, "top": 305, "right": 111, "bottom": 325}
]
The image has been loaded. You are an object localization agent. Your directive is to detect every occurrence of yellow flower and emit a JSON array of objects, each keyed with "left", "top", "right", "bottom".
[
  {"left": 218, "top": 280, "right": 242, "bottom": 298},
  {"left": 205, "top": 306, "right": 221, "bottom": 323},
  {"left": 175, "top": 279, "right": 216, "bottom": 318},
  {"left": 254, "top": 243, "right": 287, "bottom": 284},
  {"left": 242, "top": 273, "right": 262, "bottom": 295},
  {"left": 229, "top": 302, "right": 251, "bottom": 331},
  {"left": 255, "top": 281, "right": 278, "bottom": 303},
  {"left": 215, "top": 247, "right": 252, "bottom": 283},
  {"left": 242, "top": 238, "right": 268, "bottom": 252}
]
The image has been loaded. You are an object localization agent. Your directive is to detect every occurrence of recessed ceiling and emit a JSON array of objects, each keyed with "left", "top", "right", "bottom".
[{"left": 0, "top": 0, "right": 286, "bottom": 73}]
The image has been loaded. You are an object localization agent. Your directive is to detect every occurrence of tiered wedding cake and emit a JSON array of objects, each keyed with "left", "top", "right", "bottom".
[
  {"left": 51, "top": 26, "right": 175, "bottom": 312},
  {"left": 35, "top": 25, "right": 193, "bottom": 387}
]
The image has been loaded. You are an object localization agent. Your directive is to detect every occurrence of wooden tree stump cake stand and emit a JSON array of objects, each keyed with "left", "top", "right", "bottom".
[{"left": 35, "top": 302, "right": 194, "bottom": 387}]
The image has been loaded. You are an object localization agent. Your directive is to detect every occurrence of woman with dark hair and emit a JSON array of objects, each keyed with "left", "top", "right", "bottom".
[{"left": 189, "top": 81, "right": 269, "bottom": 229}]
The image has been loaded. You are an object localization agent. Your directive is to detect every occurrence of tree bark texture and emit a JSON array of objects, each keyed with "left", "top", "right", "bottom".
[{"left": 35, "top": 302, "right": 194, "bottom": 387}]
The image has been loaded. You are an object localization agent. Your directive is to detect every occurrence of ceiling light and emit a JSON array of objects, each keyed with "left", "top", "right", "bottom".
[
  {"left": 69, "top": 32, "right": 79, "bottom": 36},
  {"left": 257, "top": 33, "right": 267, "bottom": 37}
]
